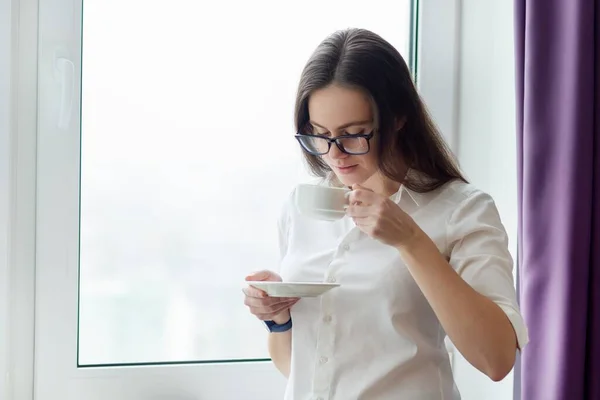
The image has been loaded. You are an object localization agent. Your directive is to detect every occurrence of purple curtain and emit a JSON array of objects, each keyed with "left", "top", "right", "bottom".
[{"left": 515, "top": 0, "right": 600, "bottom": 399}]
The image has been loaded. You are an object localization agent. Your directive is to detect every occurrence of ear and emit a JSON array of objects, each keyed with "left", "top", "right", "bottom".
[{"left": 395, "top": 116, "right": 407, "bottom": 131}]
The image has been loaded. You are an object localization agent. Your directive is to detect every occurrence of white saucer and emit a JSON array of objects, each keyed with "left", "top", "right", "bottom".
[{"left": 246, "top": 281, "right": 341, "bottom": 297}]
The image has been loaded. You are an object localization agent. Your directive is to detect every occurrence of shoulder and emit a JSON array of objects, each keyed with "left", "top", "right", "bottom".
[
  {"left": 431, "top": 180, "right": 506, "bottom": 240},
  {"left": 404, "top": 169, "right": 492, "bottom": 213},
  {"left": 425, "top": 179, "right": 495, "bottom": 214},
  {"left": 411, "top": 179, "right": 503, "bottom": 234}
]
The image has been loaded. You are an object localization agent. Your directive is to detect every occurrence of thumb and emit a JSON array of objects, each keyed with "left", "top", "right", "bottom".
[
  {"left": 245, "top": 270, "right": 280, "bottom": 282},
  {"left": 351, "top": 183, "right": 371, "bottom": 191}
]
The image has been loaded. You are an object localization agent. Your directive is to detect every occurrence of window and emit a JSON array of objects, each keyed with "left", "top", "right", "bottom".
[
  {"left": 76, "top": 0, "right": 414, "bottom": 367},
  {"left": 31, "top": 0, "right": 461, "bottom": 398}
]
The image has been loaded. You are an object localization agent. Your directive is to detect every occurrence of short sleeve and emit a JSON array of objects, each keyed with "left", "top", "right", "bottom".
[{"left": 446, "top": 190, "right": 529, "bottom": 350}]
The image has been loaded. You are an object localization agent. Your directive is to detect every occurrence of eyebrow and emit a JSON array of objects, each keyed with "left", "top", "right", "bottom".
[{"left": 309, "top": 120, "right": 372, "bottom": 131}]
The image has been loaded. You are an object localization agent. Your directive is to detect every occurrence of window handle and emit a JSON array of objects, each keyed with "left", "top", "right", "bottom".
[{"left": 55, "top": 57, "right": 75, "bottom": 130}]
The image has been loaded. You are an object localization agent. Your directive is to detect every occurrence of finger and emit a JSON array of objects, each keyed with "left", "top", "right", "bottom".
[
  {"left": 244, "top": 295, "right": 298, "bottom": 308},
  {"left": 351, "top": 183, "right": 373, "bottom": 192},
  {"left": 245, "top": 270, "right": 280, "bottom": 282},
  {"left": 347, "top": 188, "right": 379, "bottom": 206},
  {"left": 345, "top": 204, "right": 375, "bottom": 217},
  {"left": 352, "top": 215, "right": 376, "bottom": 227},
  {"left": 242, "top": 286, "right": 268, "bottom": 298},
  {"left": 245, "top": 296, "right": 299, "bottom": 309},
  {"left": 253, "top": 300, "right": 299, "bottom": 320},
  {"left": 253, "top": 299, "right": 298, "bottom": 316},
  {"left": 248, "top": 300, "right": 298, "bottom": 318}
]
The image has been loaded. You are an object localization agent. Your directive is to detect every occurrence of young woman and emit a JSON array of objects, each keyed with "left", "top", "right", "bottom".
[{"left": 243, "top": 28, "right": 528, "bottom": 400}]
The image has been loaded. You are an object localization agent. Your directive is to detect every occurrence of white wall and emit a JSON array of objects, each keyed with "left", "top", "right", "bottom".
[
  {"left": 452, "top": 0, "right": 518, "bottom": 399},
  {"left": 1, "top": 0, "right": 13, "bottom": 398}
]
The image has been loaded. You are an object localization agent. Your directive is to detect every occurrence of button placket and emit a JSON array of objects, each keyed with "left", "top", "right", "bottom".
[
  {"left": 312, "top": 283, "right": 335, "bottom": 396},
  {"left": 324, "top": 223, "right": 360, "bottom": 284},
  {"left": 311, "top": 225, "right": 358, "bottom": 398}
]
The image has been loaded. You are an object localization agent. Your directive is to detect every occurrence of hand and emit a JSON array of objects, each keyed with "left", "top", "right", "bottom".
[
  {"left": 243, "top": 270, "right": 299, "bottom": 324},
  {"left": 345, "top": 184, "right": 422, "bottom": 249}
]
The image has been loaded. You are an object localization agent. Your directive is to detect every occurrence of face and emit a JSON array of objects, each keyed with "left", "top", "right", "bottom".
[{"left": 307, "top": 84, "right": 382, "bottom": 189}]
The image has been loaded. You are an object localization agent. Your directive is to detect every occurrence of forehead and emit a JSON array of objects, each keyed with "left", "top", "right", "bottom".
[{"left": 307, "top": 84, "right": 373, "bottom": 128}]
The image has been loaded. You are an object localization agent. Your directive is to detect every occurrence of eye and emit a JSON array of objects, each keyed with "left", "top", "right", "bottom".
[
  {"left": 305, "top": 125, "right": 329, "bottom": 136},
  {"left": 343, "top": 130, "right": 365, "bottom": 136}
]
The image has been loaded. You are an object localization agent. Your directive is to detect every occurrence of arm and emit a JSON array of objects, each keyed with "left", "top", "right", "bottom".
[
  {"left": 395, "top": 190, "right": 528, "bottom": 381},
  {"left": 267, "top": 311, "right": 293, "bottom": 378},
  {"left": 268, "top": 194, "right": 294, "bottom": 377},
  {"left": 397, "top": 233, "right": 517, "bottom": 381},
  {"left": 346, "top": 186, "right": 528, "bottom": 382}
]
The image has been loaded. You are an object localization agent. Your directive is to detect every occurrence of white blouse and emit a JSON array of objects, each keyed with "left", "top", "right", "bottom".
[{"left": 277, "top": 178, "right": 529, "bottom": 400}]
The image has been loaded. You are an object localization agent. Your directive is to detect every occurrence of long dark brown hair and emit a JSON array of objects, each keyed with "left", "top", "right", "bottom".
[{"left": 294, "top": 28, "right": 467, "bottom": 192}]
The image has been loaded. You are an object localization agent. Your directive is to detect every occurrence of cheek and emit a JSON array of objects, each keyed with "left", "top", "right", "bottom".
[
  {"left": 360, "top": 152, "right": 379, "bottom": 171},
  {"left": 321, "top": 155, "right": 333, "bottom": 167}
]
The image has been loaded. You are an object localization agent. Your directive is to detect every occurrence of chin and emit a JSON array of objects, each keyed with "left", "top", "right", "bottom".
[{"left": 333, "top": 174, "right": 367, "bottom": 188}]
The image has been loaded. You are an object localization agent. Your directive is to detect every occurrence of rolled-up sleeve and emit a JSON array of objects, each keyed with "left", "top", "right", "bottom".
[{"left": 446, "top": 190, "right": 529, "bottom": 350}]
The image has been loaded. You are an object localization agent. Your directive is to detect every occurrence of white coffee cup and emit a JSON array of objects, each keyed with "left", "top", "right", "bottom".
[{"left": 294, "top": 184, "right": 350, "bottom": 221}]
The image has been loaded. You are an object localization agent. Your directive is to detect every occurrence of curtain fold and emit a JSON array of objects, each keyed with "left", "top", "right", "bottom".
[{"left": 515, "top": 0, "right": 600, "bottom": 399}]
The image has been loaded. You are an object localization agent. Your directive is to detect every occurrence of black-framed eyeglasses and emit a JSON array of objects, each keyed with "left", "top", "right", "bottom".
[{"left": 295, "top": 132, "right": 374, "bottom": 156}]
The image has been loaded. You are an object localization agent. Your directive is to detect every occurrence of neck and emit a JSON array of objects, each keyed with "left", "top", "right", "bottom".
[{"left": 361, "top": 171, "right": 401, "bottom": 197}]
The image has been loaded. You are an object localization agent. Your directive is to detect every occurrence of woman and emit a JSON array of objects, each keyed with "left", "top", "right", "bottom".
[{"left": 243, "top": 28, "right": 528, "bottom": 400}]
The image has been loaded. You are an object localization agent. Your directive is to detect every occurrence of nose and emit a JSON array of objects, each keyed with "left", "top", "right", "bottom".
[{"left": 328, "top": 142, "right": 348, "bottom": 160}]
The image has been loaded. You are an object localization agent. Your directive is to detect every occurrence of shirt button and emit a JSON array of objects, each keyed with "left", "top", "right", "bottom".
[
  {"left": 323, "top": 315, "right": 332, "bottom": 323},
  {"left": 319, "top": 356, "right": 328, "bottom": 364},
  {"left": 342, "top": 244, "right": 350, "bottom": 251},
  {"left": 327, "top": 276, "right": 336, "bottom": 283}
]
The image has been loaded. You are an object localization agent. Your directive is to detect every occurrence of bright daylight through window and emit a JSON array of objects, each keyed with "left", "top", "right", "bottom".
[{"left": 77, "top": 0, "right": 415, "bottom": 366}]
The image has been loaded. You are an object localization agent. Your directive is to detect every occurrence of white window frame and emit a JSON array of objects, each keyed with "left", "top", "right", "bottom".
[
  {"left": 1, "top": 0, "right": 462, "bottom": 398},
  {"left": 1, "top": 0, "right": 38, "bottom": 399},
  {"left": 416, "top": 0, "right": 462, "bottom": 153}
]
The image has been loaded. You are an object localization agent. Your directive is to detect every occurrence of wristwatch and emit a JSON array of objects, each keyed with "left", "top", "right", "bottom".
[{"left": 264, "top": 317, "right": 293, "bottom": 333}]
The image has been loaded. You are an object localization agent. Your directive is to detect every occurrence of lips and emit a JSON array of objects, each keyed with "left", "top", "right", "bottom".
[{"left": 334, "top": 165, "right": 358, "bottom": 174}]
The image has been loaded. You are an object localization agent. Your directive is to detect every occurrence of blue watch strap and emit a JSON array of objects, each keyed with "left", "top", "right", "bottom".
[{"left": 265, "top": 318, "right": 293, "bottom": 333}]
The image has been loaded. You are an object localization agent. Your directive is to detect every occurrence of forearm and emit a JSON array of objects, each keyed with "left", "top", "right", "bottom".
[
  {"left": 397, "top": 232, "right": 517, "bottom": 381},
  {"left": 268, "top": 329, "right": 292, "bottom": 378},
  {"left": 267, "top": 311, "right": 293, "bottom": 378}
]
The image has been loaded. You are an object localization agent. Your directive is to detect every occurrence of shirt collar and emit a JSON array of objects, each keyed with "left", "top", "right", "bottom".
[
  {"left": 401, "top": 185, "right": 421, "bottom": 206},
  {"left": 391, "top": 169, "right": 430, "bottom": 210},
  {"left": 391, "top": 184, "right": 421, "bottom": 207}
]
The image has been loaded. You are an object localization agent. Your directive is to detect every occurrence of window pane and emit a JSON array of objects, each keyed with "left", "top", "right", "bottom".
[{"left": 78, "top": 0, "right": 413, "bottom": 365}]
